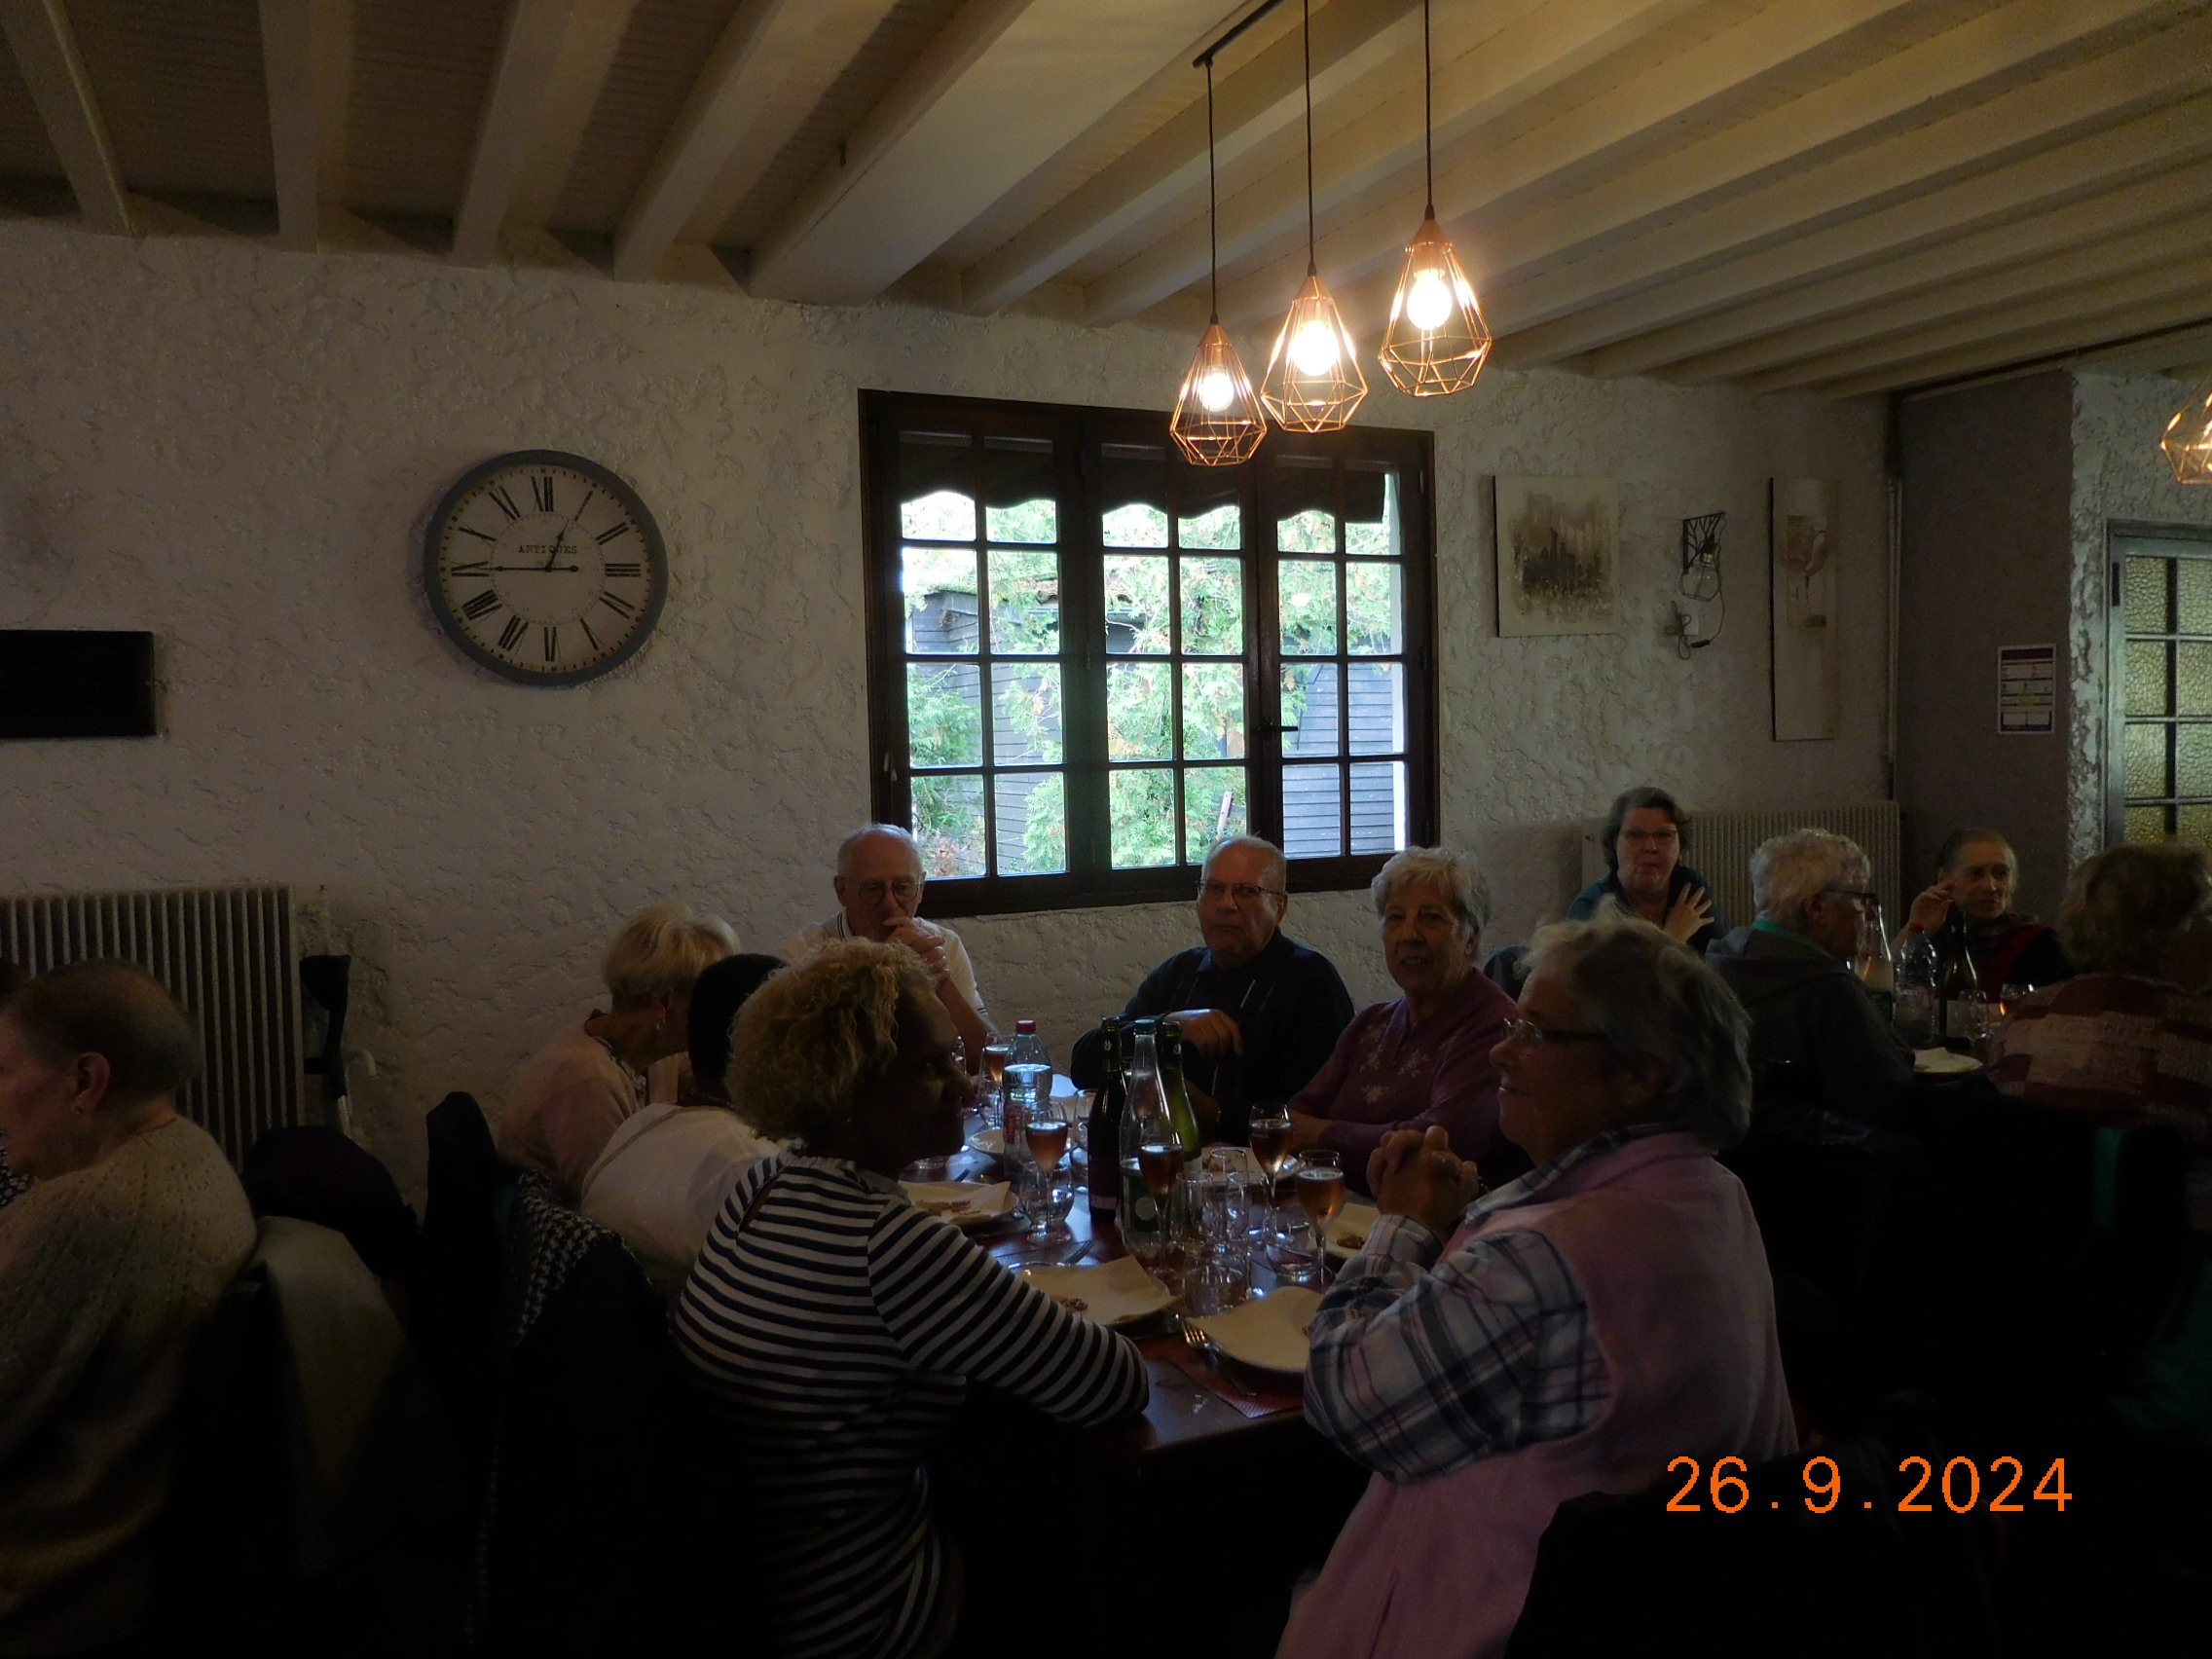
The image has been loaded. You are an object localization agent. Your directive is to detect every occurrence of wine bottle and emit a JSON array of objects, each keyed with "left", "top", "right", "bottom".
[
  {"left": 1938, "top": 912, "right": 1982, "bottom": 1051},
  {"left": 1086, "top": 1016, "right": 1124, "bottom": 1227},
  {"left": 1157, "top": 1016, "right": 1206, "bottom": 1153},
  {"left": 1118, "top": 1019, "right": 1172, "bottom": 1260}
]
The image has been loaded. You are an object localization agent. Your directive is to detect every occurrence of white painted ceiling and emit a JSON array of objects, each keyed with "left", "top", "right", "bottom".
[{"left": 3, "top": 0, "right": 2209, "bottom": 396}]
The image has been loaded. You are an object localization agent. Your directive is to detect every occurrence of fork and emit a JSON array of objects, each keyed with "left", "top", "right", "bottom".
[{"left": 1179, "top": 1318, "right": 1257, "bottom": 1399}]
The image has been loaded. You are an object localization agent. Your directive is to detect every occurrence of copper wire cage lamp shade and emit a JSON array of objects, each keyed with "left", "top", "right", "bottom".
[
  {"left": 2161, "top": 371, "right": 2212, "bottom": 484},
  {"left": 1170, "top": 55, "right": 1267, "bottom": 467}
]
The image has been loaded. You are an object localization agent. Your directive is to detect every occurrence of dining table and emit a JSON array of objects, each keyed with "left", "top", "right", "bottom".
[{"left": 930, "top": 1137, "right": 1371, "bottom": 1659}]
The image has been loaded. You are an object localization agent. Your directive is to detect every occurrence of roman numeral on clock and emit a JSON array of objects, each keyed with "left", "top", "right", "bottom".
[
  {"left": 600, "top": 592, "right": 637, "bottom": 619},
  {"left": 580, "top": 618, "right": 602, "bottom": 652},
  {"left": 594, "top": 523, "right": 631, "bottom": 545},
  {"left": 532, "top": 475, "right": 555, "bottom": 512},
  {"left": 498, "top": 615, "right": 527, "bottom": 652},
  {"left": 604, "top": 562, "right": 643, "bottom": 578},
  {"left": 461, "top": 590, "right": 499, "bottom": 621},
  {"left": 542, "top": 624, "right": 559, "bottom": 663},
  {"left": 450, "top": 560, "right": 491, "bottom": 577},
  {"left": 488, "top": 485, "right": 522, "bottom": 521},
  {"left": 453, "top": 524, "right": 496, "bottom": 542}
]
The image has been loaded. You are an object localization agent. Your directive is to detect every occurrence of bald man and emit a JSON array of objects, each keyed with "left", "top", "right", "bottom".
[{"left": 781, "top": 825, "right": 997, "bottom": 1068}]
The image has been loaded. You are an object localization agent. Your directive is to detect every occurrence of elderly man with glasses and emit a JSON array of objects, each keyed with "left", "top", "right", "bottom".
[
  {"left": 1068, "top": 835, "right": 1352, "bottom": 1141},
  {"left": 781, "top": 825, "right": 996, "bottom": 1071},
  {"left": 1705, "top": 828, "right": 1912, "bottom": 1135}
]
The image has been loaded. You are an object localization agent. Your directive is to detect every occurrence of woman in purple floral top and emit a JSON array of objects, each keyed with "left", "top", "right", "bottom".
[{"left": 1288, "top": 848, "right": 1527, "bottom": 1192}]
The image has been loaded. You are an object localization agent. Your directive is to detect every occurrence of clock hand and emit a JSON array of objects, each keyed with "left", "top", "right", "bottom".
[{"left": 542, "top": 521, "right": 571, "bottom": 573}]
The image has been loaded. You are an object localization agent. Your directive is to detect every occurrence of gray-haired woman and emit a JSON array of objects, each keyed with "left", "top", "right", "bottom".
[
  {"left": 1286, "top": 847, "right": 1523, "bottom": 1190},
  {"left": 1282, "top": 916, "right": 1792, "bottom": 1659}
]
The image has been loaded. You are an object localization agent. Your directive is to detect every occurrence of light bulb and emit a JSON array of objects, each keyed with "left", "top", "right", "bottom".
[
  {"left": 1288, "top": 317, "right": 1340, "bottom": 378},
  {"left": 1196, "top": 366, "right": 1236, "bottom": 413},
  {"left": 1404, "top": 267, "right": 1455, "bottom": 332}
]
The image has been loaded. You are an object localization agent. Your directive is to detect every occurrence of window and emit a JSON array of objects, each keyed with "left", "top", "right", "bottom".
[
  {"left": 2110, "top": 527, "right": 2212, "bottom": 848},
  {"left": 862, "top": 391, "right": 1436, "bottom": 914}
]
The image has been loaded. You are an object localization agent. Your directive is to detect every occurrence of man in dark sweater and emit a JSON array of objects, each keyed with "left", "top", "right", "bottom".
[
  {"left": 1069, "top": 836, "right": 1353, "bottom": 1141},
  {"left": 1705, "top": 828, "right": 1913, "bottom": 1137}
]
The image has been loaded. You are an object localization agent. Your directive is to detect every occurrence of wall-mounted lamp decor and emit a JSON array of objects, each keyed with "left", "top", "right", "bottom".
[
  {"left": 1670, "top": 511, "right": 1725, "bottom": 656},
  {"left": 2161, "top": 370, "right": 2212, "bottom": 483}
]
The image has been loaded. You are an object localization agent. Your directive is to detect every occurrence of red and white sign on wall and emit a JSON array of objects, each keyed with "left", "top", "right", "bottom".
[{"left": 1999, "top": 644, "right": 2057, "bottom": 734}]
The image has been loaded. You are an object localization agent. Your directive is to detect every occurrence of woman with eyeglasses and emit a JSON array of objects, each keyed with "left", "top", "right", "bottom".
[
  {"left": 1284, "top": 848, "right": 1526, "bottom": 1192},
  {"left": 1279, "top": 917, "right": 1791, "bottom": 1659},
  {"left": 1567, "top": 785, "right": 1725, "bottom": 956}
]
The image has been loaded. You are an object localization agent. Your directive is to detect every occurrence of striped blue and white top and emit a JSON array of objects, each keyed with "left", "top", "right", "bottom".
[{"left": 674, "top": 1154, "right": 1147, "bottom": 1658}]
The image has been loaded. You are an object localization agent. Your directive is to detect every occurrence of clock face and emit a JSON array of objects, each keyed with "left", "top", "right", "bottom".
[{"left": 424, "top": 450, "right": 667, "bottom": 685}]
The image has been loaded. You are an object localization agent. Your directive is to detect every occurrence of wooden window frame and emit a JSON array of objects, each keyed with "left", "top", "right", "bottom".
[
  {"left": 2106, "top": 520, "right": 2212, "bottom": 847},
  {"left": 861, "top": 388, "right": 1439, "bottom": 917}
]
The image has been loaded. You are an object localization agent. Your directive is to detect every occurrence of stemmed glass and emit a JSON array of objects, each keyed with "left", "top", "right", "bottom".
[
  {"left": 1021, "top": 1113, "right": 1075, "bottom": 1240},
  {"left": 1295, "top": 1150, "right": 1346, "bottom": 1279}
]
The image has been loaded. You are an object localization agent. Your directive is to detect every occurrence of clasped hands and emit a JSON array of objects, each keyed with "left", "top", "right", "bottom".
[
  {"left": 1369, "top": 1125, "right": 1482, "bottom": 1240},
  {"left": 887, "top": 918, "right": 953, "bottom": 988}
]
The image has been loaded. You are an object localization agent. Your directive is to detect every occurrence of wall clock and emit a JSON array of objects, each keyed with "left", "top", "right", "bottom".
[{"left": 424, "top": 450, "right": 667, "bottom": 685}]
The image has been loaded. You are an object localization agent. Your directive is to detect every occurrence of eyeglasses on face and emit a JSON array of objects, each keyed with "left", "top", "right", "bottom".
[
  {"left": 1501, "top": 1018, "right": 1609, "bottom": 1050},
  {"left": 1823, "top": 887, "right": 1878, "bottom": 907},
  {"left": 1198, "top": 881, "right": 1283, "bottom": 905},
  {"left": 855, "top": 878, "right": 922, "bottom": 903},
  {"left": 1619, "top": 829, "right": 1679, "bottom": 847}
]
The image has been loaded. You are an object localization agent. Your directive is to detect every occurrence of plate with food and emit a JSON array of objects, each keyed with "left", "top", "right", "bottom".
[
  {"left": 1019, "top": 1257, "right": 1174, "bottom": 1327},
  {"left": 902, "top": 1181, "right": 1017, "bottom": 1228},
  {"left": 1324, "top": 1201, "right": 1382, "bottom": 1260},
  {"left": 1189, "top": 1286, "right": 1323, "bottom": 1375},
  {"left": 1913, "top": 1048, "right": 1983, "bottom": 1076}
]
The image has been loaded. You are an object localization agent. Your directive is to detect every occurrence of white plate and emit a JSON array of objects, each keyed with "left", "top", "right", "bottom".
[
  {"left": 965, "top": 1126, "right": 1005, "bottom": 1156},
  {"left": 1325, "top": 1202, "right": 1382, "bottom": 1260},
  {"left": 1913, "top": 1048, "right": 1983, "bottom": 1076},
  {"left": 901, "top": 1180, "right": 1017, "bottom": 1228},
  {"left": 1191, "top": 1286, "right": 1323, "bottom": 1375},
  {"left": 1020, "top": 1257, "right": 1174, "bottom": 1327}
]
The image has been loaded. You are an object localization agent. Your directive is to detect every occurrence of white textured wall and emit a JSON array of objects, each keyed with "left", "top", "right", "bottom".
[
  {"left": 0, "top": 222, "right": 1887, "bottom": 1196},
  {"left": 2069, "top": 373, "right": 2212, "bottom": 862}
]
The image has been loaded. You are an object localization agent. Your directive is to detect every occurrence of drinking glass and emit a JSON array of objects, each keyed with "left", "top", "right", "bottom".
[
  {"left": 1022, "top": 1114, "right": 1075, "bottom": 1240},
  {"left": 1295, "top": 1151, "right": 1347, "bottom": 1274}
]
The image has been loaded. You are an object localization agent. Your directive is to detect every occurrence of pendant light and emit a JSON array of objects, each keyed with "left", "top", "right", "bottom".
[
  {"left": 2160, "top": 369, "right": 2212, "bottom": 483},
  {"left": 1378, "top": 0, "right": 1492, "bottom": 397},
  {"left": 1259, "top": 0, "right": 1366, "bottom": 433},
  {"left": 1170, "top": 56, "right": 1268, "bottom": 467}
]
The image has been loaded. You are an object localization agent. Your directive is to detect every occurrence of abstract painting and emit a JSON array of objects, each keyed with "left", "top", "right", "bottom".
[
  {"left": 1770, "top": 477, "right": 1839, "bottom": 741},
  {"left": 1494, "top": 475, "right": 1621, "bottom": 637}
]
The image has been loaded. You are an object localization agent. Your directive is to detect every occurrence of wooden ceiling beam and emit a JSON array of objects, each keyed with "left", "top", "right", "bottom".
[
  {"left": 1207, "top": 0, "right": 1928, "bottom": 333},
  {"left": 1593, "top": 160, "right": 2212, "bottom": 380},
  {"left": 502, "top": 0, "right": 638, "bottom": 229},
  {"left": 453, "top": 0, "right": 586, "bottom": 266},
  {"left": 0, "top": 0, "right": 131, "bottom": 235},
  {"left": 1818, "top": 292, "right": 2212, "bottom": 400},
  {"left": 1753, "top": 256, "right": 2212, "bottom": 397},
  {"left": 1661, "top": 215, "right": 2212, "bottom": 386},
  {"left": 1085, "top": 0, "right": 1704, "bottom": 328},
  {"left": 611, "top": 0, "right": 822, "bottom": 282},
  {"left": 959, "top": 0, "right": 1430, "bottom": 316},
  {"left": 257, "top": 0, "right": 352, "bottom": 253},
  {"left": 747, "top": 0, "right": 1230, "bottom": 306},
  {"left": 2073, "top": 322, "right": 2212, "bottom": 379},
  {"left": 1487, "top": 32, "right": 2212, "bottom": 372}
]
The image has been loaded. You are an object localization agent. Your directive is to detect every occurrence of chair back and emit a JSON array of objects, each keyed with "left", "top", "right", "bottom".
[{"left": 410, "top": 1090, "right": 514, "bottom": 1466}]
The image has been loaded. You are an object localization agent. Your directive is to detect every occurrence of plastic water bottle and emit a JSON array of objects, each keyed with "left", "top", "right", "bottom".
[
  {"left": 1894, "top": 928, "right": 1939, "bottom": 1049},
  {"left": 1004, "top": 1018, "right": 1052, "bottom": 1173}
]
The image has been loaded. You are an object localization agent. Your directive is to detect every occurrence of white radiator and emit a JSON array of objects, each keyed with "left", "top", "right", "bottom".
[
  {"left": 1580, "top": 803, "right": 1904, "bottom": 936},
  {"left": 0, "top": 885, "right": 304, "bottom": 1164}
]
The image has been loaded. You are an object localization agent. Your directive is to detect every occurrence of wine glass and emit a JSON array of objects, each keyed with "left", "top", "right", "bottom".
[
  {"left": 1295, "top": 1150, "right": 1346, "bottom": 1276},
  {"left": 1022, "top": 1114, "right": 1074, "bottom": 1240},
  {"left": 1135, "top": 1136, "right": 1188, "bottom": 1286}
]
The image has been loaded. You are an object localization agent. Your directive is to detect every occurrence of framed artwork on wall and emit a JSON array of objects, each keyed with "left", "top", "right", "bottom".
[
  {"left": 1493, "top": 475, "right": 1621, "bottom": 637},
  {"left": 1770, "top": 477, "right": 1839, "bottom": 741}
]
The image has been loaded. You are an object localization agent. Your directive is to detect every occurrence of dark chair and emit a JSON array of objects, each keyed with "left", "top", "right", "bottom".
[
  {"left": 1482, "top": 943, "right": 1530, "bottom": 1001},
  {"left": 1508, "top": 1394, "right": 2003, "bottom": 1657},
  {"left": 409, "top": 1091, "right": 514, "bottom": 1471}
]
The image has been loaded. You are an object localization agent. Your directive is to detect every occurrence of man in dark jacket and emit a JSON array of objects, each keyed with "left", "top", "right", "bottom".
[
  {"left": 1069, "top": 835, "right": 1353, "bottom": 1141},
  {"left": 1705, "top": 828, "right": 1912, "bottom": 1136}
]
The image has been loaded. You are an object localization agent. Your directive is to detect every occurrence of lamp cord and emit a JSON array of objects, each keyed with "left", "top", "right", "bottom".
[
  {"left": 1302, "top": 0, "right": 1315, "bottom": 276},
  {"left": 1423, "top": 0, "right": 1434, "bottom": 216},
  {"left": 1207, "top": 58, "right": 1220, "bottom": 318}
]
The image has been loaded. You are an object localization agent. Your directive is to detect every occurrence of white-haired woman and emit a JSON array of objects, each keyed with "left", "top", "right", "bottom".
[
  {"left": 495, "top": 903, "right": 737, "bottom": 1199},
  {"left": 1281, "top": 919, "right": 1792, "bottom": 1659},
  {"left": 1286, "top": 848, "right": 1523, "bottom": 1190},
  {"left": 675, "top": 939, "right": 1146, "bottom": 1659},
  {"left": 1988, "top": 843, "right": 2212, "bottom": 1146}
]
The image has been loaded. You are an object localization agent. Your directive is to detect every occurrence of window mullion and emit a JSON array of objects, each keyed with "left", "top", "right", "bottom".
[
  {"left": 1064, "top": 418, "right": 1109, "bottom": 881},
  {"left": 1248, "top": 451, "right": 1285, "bottom": 847}
]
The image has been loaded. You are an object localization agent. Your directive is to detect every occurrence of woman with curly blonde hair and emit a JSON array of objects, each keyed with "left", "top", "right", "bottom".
[
  {"left": 675, "top": 939, "right": 1146, "bottom": 1659},
  {"left": 494, "top": 903, "right": 736, "bottom": 1198}
]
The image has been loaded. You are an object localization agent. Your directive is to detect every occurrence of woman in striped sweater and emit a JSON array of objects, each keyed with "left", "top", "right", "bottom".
[{"left": 675, "top": 939, "right": 1146, "bottom": 1658}]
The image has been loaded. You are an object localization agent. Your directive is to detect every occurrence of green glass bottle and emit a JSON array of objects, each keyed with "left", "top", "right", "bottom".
[{"left": 1157, "top": 1016, "right": 1206, "bottom": 1153}]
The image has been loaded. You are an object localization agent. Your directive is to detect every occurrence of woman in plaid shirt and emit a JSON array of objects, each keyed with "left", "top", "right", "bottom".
[{"left": 1280, "top": 917, "right": 1793, "bottom": 1659}]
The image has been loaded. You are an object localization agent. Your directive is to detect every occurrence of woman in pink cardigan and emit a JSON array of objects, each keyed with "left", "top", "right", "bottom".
[{"left": 1279, "top": 916, "right": 1793, "bottom": 1659}]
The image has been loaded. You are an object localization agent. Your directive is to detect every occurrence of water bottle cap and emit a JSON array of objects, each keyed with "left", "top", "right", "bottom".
[{"left": 1015, "top": 1018, "right": 1037, "bottom": 1033}]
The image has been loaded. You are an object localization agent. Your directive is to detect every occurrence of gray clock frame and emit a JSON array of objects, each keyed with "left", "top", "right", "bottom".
[{"left": 423, "top": 449, "right": 668, "bottom": 687}]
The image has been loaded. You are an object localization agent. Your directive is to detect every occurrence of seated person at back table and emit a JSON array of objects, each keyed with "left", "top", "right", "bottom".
[
  {"left": 581, "top": 952, "right": 787, "bottom": 1291},
  {"left": 1988, "top": 842, "right": 2212, "bottom": 1147},
  {"left": 1900, "top": 827, "right": 2076, "bottom": 998},
  {"left": 1286, "top": 847, "right": 1524, "bottom": 1193},
  {"left": 495, "top": 903, "right": 737, "bottom": 1200},
  {"left": 1068, "top": 834, "right": 1352, "bottom": 1141},
  {"left": 1706, "top": 828, "right": 1911, "bottom": 1135},
  {"left": 781, "top": 824, "right": 995, "bottom": 1071},
  {"left": 1568, "top": 784, "right": 1726, "bottom": 956},
  {"left": 0, "top": 962, "right": 257, "bottom": 1654}
]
